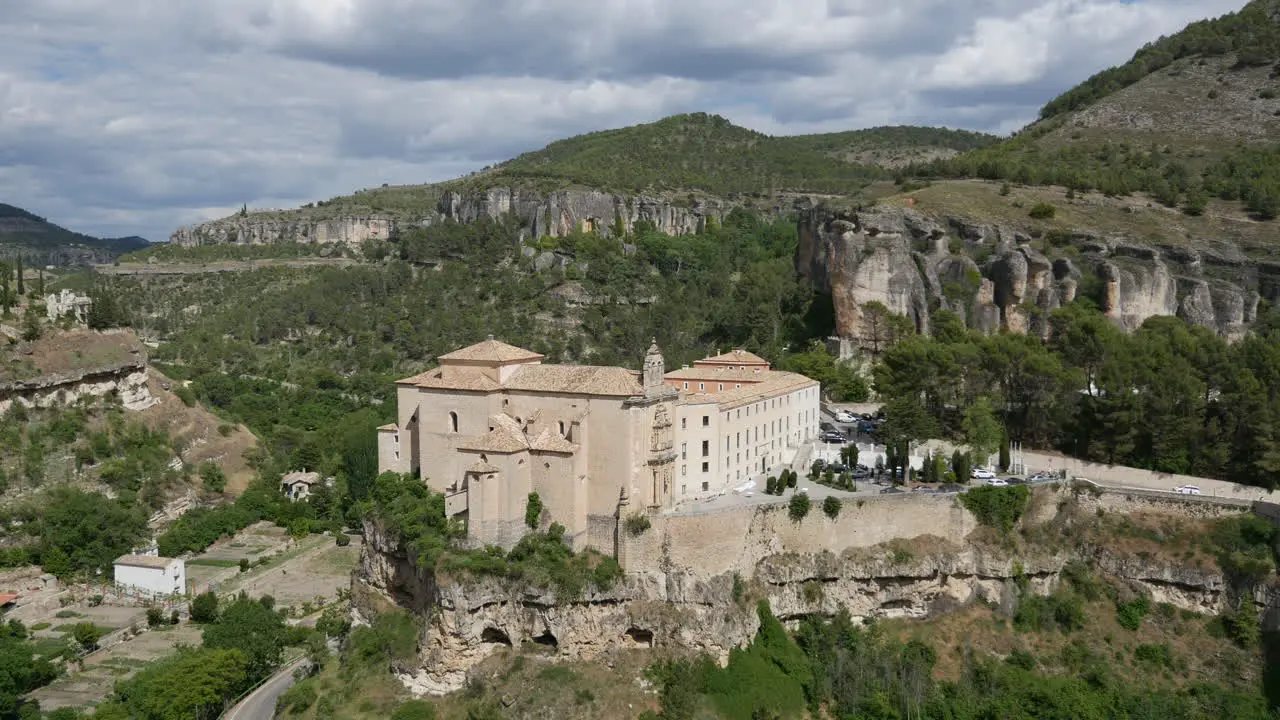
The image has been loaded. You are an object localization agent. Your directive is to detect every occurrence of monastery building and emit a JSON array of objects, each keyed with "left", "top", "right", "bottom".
[{"left": 378, "top": 337, "right": 819, "bottom": 550}]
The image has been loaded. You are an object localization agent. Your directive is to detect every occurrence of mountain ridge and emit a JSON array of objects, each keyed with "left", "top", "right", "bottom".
[{"left": 0, "top": 202, "right": 150, "bottom": 265}]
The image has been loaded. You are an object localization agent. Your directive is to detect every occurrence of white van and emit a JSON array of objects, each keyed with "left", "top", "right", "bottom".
[{"left": 1173, "top": 485, "right": 1201, "bottom": 495}]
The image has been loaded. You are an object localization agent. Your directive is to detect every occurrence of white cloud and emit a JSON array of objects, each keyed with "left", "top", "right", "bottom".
[{"left": 0, "top": 0, "right": 1250, "bottom": 241}]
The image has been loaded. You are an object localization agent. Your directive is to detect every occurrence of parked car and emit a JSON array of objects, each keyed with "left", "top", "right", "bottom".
[
  {"left": 828, "top": 463, "right": 849, "bottom": 473},
  {"left": 820, "top": 422, "right": 835, "bottom": 433},
  {"left": 938, "top": 484, "right": 964, "bottom": 493},
  {"left": 1005, "top": 476, "right": 1026, "bottom": 485},
  {"left": 859, "top": 422, "right": 876, "bottom": 435},
  {"left": 835, "top": 411, "right": 857, "bottom": 423},
  {"left": 1028, "top": 472, "right": 1055, "bottom": 483},
  {"left": 880, "top": 487, "right": 906, "bottom": 495},
  {"left": 851, "top": 466, "right": 871, "bottom": 479},
  {"left": 1173, "top": 485, "right": 1202, "bottom": 495},
  {"left": 822, "top": 431, "right": 845, "bottom": 444},
  {"left": 987, "top": 478, "right": 1009, "bottom": 487},
  {"left": 971, "top": 467, "right": 996, "bottom": 480}
]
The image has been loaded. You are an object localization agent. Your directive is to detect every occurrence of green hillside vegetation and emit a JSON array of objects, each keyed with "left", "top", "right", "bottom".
[
  {"left": 0, "top": 203, "right": 149, "bottom": 255},
  {"left": 220, "top": 116, "right": 997, "bottom": 225},
  {"left": 1039, "top": 0, "right": 1280, "bottom": 120},
  {"left": 910, "top": 2, "right": 1280, "bottom": 218},
  {"left": 475, "top": 113, "right": 998, "bottom": 195}
]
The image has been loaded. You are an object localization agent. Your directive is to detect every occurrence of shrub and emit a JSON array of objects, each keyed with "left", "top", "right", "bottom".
[
  {"left": 999, "top": 182, "right": 1011, "bottom": 196},
  {"left": 335, "top": 532, "right": 351, "bottom": 547},
  {"left": 190, "top": 592, "right": 219, "bottom": 623},
  {"left": 822, "top": 496, "right": 841, "bottom": 520},
  {"left": 959, "top": 485, "right": 1030, "bottom": 532},
  {"left": 170, "top": 609, "right": 180, "bottom": 626},
  {"left": 786, "top": 471, "right": 797, "bottom": 489},
  {"left": 1224, "top": 603, "right": 1261, "bottom": 647},
  {"left": 524, "top": 492, "right": 543, "bottom": 530},
  {"left": 1115, "top": 596, "right": 1150, "bottom": 631},
  {"left": 625, "top": 513, "right": 651, "bottom": 536},
  {"left": 1028, "top": 202, "right": 1057, "bottom": 220},
  {"left": 72, "top": 622, "right": 102, "bottom": 651},
  {"left": 199, "top": 462, "right": 227, "bottom": 494},
  {"left": 277, "top": 681, "right": 319, "bottom": 714},
  {"left": 239, "top": 558, "right": 250, "bottom": 573},
  {"left": 146, "top": 606, "right": 165, "bottom": 628},
  {"left": 766, "top": 476, "right": 777, "bottom": 495},
  {"left": 174, "top": 386, "right": 196, "bottom": 407},
  {"left": 788, "top": 493, "right": 811, "bottom": 522},
  {"left": 1134, "top": 643, "right": 1175, "bottom": 670}
]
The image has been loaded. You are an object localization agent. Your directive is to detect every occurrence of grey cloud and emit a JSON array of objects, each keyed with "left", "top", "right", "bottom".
[{"left": 0, "top": 0, "right": 1248, "bottom": 242}]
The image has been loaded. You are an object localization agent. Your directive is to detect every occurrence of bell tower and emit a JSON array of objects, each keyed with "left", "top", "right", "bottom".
[{"left": 643, "top": 338, "right": 666, "bottom": 398}]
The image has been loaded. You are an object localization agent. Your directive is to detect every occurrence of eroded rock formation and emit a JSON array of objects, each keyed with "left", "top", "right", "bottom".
[
  {"left": 798, "top": 205, "right": 1263, "bottom": 342},
  {"left": 170, "top": 188, "right": 761, "bottom": 247},
  {"left": 354, "top": 487, "right": 1277, "bottom": 696}
]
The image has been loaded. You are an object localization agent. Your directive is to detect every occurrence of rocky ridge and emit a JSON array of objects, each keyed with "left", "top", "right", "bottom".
[
  {"left": 797, "top": 204, "right": 1266, "bottom": 343},
  {"left": 353, "top": 489, "right": 1276, "bottom": 696},
  {"left": 169, "top": 188, "right": 790, "bottom": 247}
]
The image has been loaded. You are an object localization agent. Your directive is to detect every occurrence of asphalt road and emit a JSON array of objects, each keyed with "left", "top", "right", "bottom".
[{"left": 223, "top": 657, "right": 309, "bottom": 720}]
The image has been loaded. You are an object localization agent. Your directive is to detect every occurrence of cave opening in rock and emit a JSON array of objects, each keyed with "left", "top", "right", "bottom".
[
  {"left": 531, "top": 631, "right": 558, "bottom": 648},
  {"left": 624, "top": 627, "right": 654, "bottom": 647},
  {"left": 481, "top": 627, "right": 512, "bottom": 646}
]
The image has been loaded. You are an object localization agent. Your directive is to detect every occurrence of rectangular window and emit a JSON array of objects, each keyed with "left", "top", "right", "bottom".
[
  {"left": 702, "top": 481, "right": 709, "bottom": 492},
  {"left": 699, "top": 382, "right": 705, "bottom": 391},
  {"left": 681, "top": 442, "right": 687, "bottom": 460},
  {"left": 725, "top": 437, "right": 730, "bottom": 452},
  {"left": 702, "top": 415, "right": 709, "bottom": 427},
  {"left": 683, "top": 381, "right": 688, "bottom": 390},
  {"left": 736, "top": 432, "right": 740, "bottom": 448},
  {"left": 681, "top": 418, "right": 686, "bottom": 429},
  {"left": 701, "top": 440, "right": 709, "bottom": 457},
  {"left": 701, "top": 461, "right": 709, "bottom": 473},
  {"left": 682, "top": 485, "right": 687, "bottom": 495},
  {"left": 682, "top": 464, "right": 687, "bottom": 477}
]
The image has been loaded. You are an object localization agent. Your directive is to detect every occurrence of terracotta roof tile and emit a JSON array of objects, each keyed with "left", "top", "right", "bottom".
[
  {"left": 504, "top": 365, "right": 643, "bottom": 397},
  {"left": 665, "top": 366, "right": 771, "bottom": 382},
  {"left": 678, "top": 371, "right": 817, "bottom": 410},
  {"left": 398, "top": 366, "right": 503, "bottom": 392},
  {"left": 696, "top": 349, "right": 770, "bottom": 366},
  {"left": 466, "top": 460, "right": 502, "bottom": 474},
  {"left": 529, "top": 428, "right": 579, "bottom": 454},
  {"left": 455, "top": 414, "right": 529, "bottom": 453},
  {"left": 438, "top": 339, "right": 544, "bottom": 363}
]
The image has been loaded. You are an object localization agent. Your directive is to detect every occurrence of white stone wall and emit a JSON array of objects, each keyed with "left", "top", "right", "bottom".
[{"left": 113, "top": 560, "right": 185, "bottom": 597}]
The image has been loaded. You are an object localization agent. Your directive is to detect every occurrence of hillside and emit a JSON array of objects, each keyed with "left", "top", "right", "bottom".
[
  {"left": 169, "top": 116, "right": 999, "bottom": 242},
  {"left": 913, "top": 0, "right": 1280, "bottom": 218},
  {"left": 0, "top": 203, "right": 150, "bottom": 265}
]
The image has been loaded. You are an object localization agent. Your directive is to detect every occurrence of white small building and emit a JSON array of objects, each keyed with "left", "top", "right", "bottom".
[
  {"left": 46, "top": 289, "right": 93, "bottom": 325},
  {"left": 113, "top": 554, "right": 185, "bottom": 597},
  {"left": 280, "top": 470, "right": 322, "bottom": 501}
]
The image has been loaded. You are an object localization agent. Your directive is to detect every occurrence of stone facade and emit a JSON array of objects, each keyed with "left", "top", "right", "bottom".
[
  {"left": 45, "top": 289, "right": 92, "bottom": 325},
  {"left": 378, "top": 337, "right": 682, "bottom": 551},
  {"left": 378, "top": 339, "right": 821, "bottom": 551},
  {"left": 665, "top": 349, "right": 820, "bottom": 500}
]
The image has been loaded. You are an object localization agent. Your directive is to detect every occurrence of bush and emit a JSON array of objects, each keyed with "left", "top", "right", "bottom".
[
  {"left": 170, "top": 609, "right": 180, "bottom": 626},
  {"left": 239, "top": 558, "right": 250, "bottom": 573},
  {"left": 822, "top": 496, "right": 841, "bottom": 520},
  {"left": 766, "top": 476, "right": 777, "bottom": 494},
  {"left": 524, "top": 492, "right": 543, "bottom": 530},
  {"left": 959, "top": 485, "right": 1030, "bottom": 532},
  {"left": 1134, "top": 643, "right": 1175, "bottom": 669},
  {"left": 174, "top": 386, "right": 196, "bottom": 407},
  {"left": 277, "top": 681, "right": 318, "bottom": 714},
  {"left": 624, "top": 513, "right": 651, "bottom": 536},
  {"left": 146, "top": 606, "right": 165, "bottom": 628},
  {"left": 1028, "top": 202, "right": 1057, "bottom": 219},
  {"left": 190, "top": 591, "right": 219, "bottom": 623},
  {"left": 1014, "top": 592, "right": 1085, "bottom": 633},
  {"left": 72, "top": 622, "right": 102, "bottom": 651},
  {"left": 786, "top": 471, "right": 797, "bottom": 489},
  {"left": 788, "top": 493, "right": 811, "bottom": 522},
  {"left": 335, "top": 532, "right": 351, "bottom": 547},
  {"left": 1115, "top": 596, "right": 1150, "bottom": 631},
  {"left": 199, "top": 462, "right": 227, "bottom": 493}
]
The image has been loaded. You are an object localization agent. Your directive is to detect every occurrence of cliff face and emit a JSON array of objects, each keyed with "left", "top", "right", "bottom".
[
  {"left": 170, "top": 188, "right": 752, "bottom": 247},
  {"left": 798, "top": 205, "right": 1263, "bottom": 342},
  {"left": 354, "top": 490, "right": 1277, "bottom": 696}
]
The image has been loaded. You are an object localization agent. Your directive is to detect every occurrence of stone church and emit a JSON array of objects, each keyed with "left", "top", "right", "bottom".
[{"left": 378, "top": 336, "right": 679, "bottom": 551}]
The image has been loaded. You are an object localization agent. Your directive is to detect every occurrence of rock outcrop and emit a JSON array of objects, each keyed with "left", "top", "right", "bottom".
[
  {"left": 170, "top": 188, "right": 765, "bottom": 247},
  {"left": 355, "top": 487, "right": 1277, "bottom": 697},
  {"left": 0, "top": 361, "right": 154, "bottom": 416},
  {"left": 798, "top": 205, "right": 1263, "bottom": 343}
]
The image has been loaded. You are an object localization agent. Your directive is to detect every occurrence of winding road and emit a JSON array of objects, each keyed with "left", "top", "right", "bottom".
[{"left": 223, "top": 657, "right": 309, "bottom": 720}]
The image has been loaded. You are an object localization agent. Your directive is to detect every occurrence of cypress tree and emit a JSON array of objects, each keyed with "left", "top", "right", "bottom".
[
  {"left": 15, "top": 258, "right": 23, "bottom": 296},
  {"left": 999, "top": 434, "right": 1011, "bottom": 473}
]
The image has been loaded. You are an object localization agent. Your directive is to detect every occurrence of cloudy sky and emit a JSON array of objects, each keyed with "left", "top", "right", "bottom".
[{"left": 0, "top": 0, "right": 1245, "bottom": 242}]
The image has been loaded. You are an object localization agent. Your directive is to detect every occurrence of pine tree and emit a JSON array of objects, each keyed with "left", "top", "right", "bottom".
[
  {"left": 35, "top": 268, "right": 44, "bottom": 296},
  {"left": 15, "top": 258, "right": 23, "bottom": 296}
]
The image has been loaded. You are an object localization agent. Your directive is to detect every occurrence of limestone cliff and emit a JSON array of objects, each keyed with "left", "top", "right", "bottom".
[
  {"left": 798, "top": 205, "right": 1264, "bottom": 342},
  {"left": 353, "top": 487, "right": 1277, "bottom": 696},
  {"left": 170, "top": 188, "right": 761, "bottom": 247}
]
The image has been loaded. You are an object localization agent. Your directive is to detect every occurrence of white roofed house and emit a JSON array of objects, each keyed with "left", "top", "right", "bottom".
[
  {"left": 113, "top": 554, "right": 186, "bottom": 598},
  {"left": 281, "top": 470, "right": 323, "bottom": 501}
]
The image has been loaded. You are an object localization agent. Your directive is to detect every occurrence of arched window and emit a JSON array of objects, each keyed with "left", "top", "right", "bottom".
[{"left": 448, "top": 411, "right": 459, "bottom": 433}]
